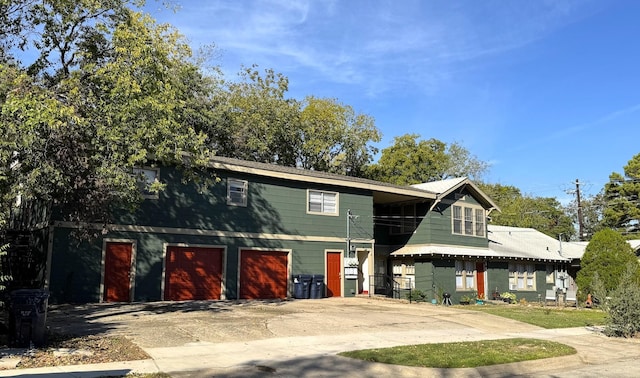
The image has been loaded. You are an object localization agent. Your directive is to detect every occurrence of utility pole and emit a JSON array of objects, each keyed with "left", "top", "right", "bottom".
[{"left": 575, "top": 179, "right": 585, "bottom": 241}]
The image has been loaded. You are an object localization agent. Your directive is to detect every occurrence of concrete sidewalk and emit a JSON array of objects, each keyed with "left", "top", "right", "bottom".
[{"left": 1, "top": 298, "right": 640, "bottom": 377}]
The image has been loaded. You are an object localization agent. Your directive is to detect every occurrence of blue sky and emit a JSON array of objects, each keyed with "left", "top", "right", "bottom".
[{"left": 145, "top": 0, "right": 640, "bottom": 204}]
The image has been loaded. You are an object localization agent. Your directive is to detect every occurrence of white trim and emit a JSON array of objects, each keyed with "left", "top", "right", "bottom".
[
  {"left": 207, "top": 159, "right": 437, "bottom": 200},
  {"left": 100, "top": 239, "right": 137, "bottom": 303},
  {"left": 324, "top": 249, "right": 344, "bottom": 297},
  {"left": 162, "top": 243, "right": 227, "bottom": 301},
  {"left": 237, "top": 248, "right": 292, "bottom": 299},
  {"left": 52, "top": 221, "right": 372, "bottom": 244}
]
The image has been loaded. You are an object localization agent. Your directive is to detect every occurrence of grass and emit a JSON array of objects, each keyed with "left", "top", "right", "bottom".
[
  {"left": 339, "top": 338, "right": 576, "bottom": 368},
  {"left": 464, "top": 305, "right": 607, "bottom": 328}
]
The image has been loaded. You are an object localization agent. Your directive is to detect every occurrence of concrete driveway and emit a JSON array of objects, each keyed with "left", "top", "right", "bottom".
[{"left": 37, "top": 297, "right": 640, "bottom": 377}]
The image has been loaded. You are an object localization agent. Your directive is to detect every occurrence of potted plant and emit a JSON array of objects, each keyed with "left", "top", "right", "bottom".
[
  {"left": 476, "top": 293, "right": 485, "bottom": 305},
  {"left": 501, "top": 291, "right": 517, "bottom": 304}
]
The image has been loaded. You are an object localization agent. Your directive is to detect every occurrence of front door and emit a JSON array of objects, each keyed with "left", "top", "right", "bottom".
[
  {"left": 326, "top": 251, "right": 342, "bottom": 297},
  {"left": 103, "top": 242, "right": 133, "bottom": 302},
  {"left": 476, "top": 261, "right": 485, "bottom": 299}
]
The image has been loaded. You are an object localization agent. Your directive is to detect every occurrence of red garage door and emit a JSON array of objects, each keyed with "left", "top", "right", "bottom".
[
  {"left": 165, "top": 246, "right": 223, "bottom": 301},
  {"left": 239, "top": 250, "right": 288, "bottom": 299}
]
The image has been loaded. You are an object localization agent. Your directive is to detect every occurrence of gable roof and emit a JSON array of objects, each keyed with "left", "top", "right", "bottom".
[
  {"left": 206, "top": 155, "right": 437, "bottom": 203},
  {"left": 412, "top": 177, "right": 500, "bottom": 212}
]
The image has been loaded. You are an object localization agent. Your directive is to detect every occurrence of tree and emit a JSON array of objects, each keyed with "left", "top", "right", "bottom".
[
  {"left": 205, "top": 68, "right": 381, "bottom": 176},
  {"left": 0, "top": 3, "right": 211, "bottom": 233},
  {"left": 298, "top": 96, "right": 380, "bottom": 176},
  {"left": 576, "top": 229, "right": 639, "bottom": 298},
  {"left": 603, "top": 153, "right": 640, "bottom": 236},
  {"left": 365, "top": 134, "right": 489, "bottom": 185},
  {"left": 479, "top": 183, "right": 575, "bottom": 240},
  {"left": 565, "top": 192, "right": 606, "bottom": 241}
]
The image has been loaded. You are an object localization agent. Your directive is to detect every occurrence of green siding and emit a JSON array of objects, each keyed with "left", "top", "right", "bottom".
[
  {"left": 378, "top": 188, "right": 489, "bottom": 248},
  {"left": 414, "top": 259, "right": 434, "bottom": 299},
  {"left": 116, "top": 167, "right": 374, "bottom": 240}
]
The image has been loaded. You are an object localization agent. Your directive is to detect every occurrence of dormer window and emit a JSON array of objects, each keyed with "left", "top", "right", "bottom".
[{"left": 452, "top": 205, "right": 485, "bottom": 237}]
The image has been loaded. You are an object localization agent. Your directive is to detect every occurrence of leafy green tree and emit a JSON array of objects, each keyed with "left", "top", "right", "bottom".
[
  {"left": 479, "top": 183, "right": 575, "bottom": 240},
  {"left": 0, "top": 3, "right": 211, "bottom": 232},
  {"left": 603, "top": 153, "right": 640, "bottom": 236},
  {"left": 576, "top": 229, "right": 640, "bottom": 298},
  {"left": 206, "top": 65, "right": 301, "bottom": 165},
  {"left": 365, "top": 134, "right": 488, "bottom": 185},
  {"left": 206, "top": 68, "right": 381, "bottom": 176},
  {"left": 298, "top": 96, "right": 380, "bottom": 176}
]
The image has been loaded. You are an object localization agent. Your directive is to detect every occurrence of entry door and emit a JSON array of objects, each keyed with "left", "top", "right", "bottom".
[
  {"left": 104, "top": 242, "right": 133, "bottom": 302},
  {"left": 326, "top": 252, "right": 342, "bottom": 297},
  {"left": 476, "top": 261, "right": 485, "bottom": 299}
]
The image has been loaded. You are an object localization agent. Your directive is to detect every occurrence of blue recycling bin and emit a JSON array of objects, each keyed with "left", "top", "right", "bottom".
[
  {"left": 8, "top": 289, "right": 50, "bottom": 347},
  {"left": 293, "top": 274, "right": 312, "bottom": 299},
  {"left": 310, "top": 275, "right": 325, "bottom": 299}
]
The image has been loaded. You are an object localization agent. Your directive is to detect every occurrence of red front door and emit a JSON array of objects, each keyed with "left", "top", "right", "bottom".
[
  {"left": 104, "top": 242, "right": 133, "bottom": 302},
  {"left": 326, "top": 252, "right": 341, "bottom": 297},
  {"left": 476, "top": 261, "right": 485, "bottom": 299}
]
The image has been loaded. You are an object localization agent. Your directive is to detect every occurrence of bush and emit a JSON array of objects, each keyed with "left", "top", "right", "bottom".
[
  {"left": 501, "top": 292, "right": 516, "bottom": 304},
  {"left": 405, "top": 289, "right": 427, "bottom": 302},
  {"left": 604, "top": 265, "right": 640, "bottom": 338}
]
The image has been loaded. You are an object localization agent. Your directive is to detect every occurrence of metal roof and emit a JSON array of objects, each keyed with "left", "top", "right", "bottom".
[{"left": 389, "top": 225, "right": 585, "bottom": 262}]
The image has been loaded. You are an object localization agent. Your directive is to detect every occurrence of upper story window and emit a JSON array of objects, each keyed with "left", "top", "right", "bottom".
[
  {"left": 227, "top": 179, "right": 248, "bottom": 207},
  {"left": 452, "top": 205, "right": 485, "bottom": 237},
  {"left": 132, "top": 167, "right": 159, "bottom": 199},
  {"left": 307, "top": 190, "right": 338, "bottom": 215}
]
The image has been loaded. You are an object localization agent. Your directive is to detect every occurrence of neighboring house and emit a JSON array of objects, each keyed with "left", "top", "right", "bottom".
[
  {"left": 42, "top": 156, "right": 587, "bottom": 304},
  {"left": 381, "top": 179, "right": 583, "bottom": 304}
]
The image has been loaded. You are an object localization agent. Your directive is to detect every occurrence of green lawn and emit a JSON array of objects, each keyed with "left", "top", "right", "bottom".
[
  {"left": 339, "top": 338, "right": 576, "bottom": 368},
  {"left": 463, "top": 305, "right": 607, "bottom": 328}
]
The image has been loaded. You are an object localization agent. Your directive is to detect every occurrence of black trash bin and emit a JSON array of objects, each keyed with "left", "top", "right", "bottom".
[
  {"left": 293, "top": 274, "right": 312, "bottom": 299},
  {"left": 310, "top": 275, "right": 325, "bottom": 299},
  {"left": 8, "top": 289, "right": 50, "bottom": 347}
]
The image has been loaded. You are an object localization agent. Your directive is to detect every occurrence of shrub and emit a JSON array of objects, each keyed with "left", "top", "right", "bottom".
[
  {"left": 501, "top": 292, "right": 516, "bottom": 304},
  {"left": 604, "top": 266, "right": 640, "bottom": 338}
]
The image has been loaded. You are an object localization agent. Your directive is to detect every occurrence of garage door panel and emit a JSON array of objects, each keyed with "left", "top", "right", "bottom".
[
  {"left": 165, "top": 246, "right": 223, "bottom": 301},
  {"left": 240, "top": 250, "right": 288, "bottom": 300}
]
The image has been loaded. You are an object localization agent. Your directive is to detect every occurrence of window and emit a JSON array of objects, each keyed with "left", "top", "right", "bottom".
[
  {"left": 509, "top": 263, "right": 536, "bottom": 290},
  {"left": 475, "top": 209, "right": 485, "bottom": 236},
  {"left": 390, "top": 204, "right": 417, "bottom": 234},
  {"left": 464, "top": 207, "right": 473, "bottom": 235},
  {"left": 392, "top": 259, "right": 415, "bottom": 289},
  {"left": 546, "top": 265, "right": 555, "bottom": 284},
  {"left": 132, "top": 167, "right": 159, "bottom": 199},
  {"left": 453, "top": 206, "right": 462, "bottom": 234},
  {"left": 455, "top": 260, "right": 475, "bottom": 290},
  {"left": 227, "top": 179, "right": 248, "bottom": 206},
  {"left": 307, "top": 190, "right": 338, "bottom": 215},
  {"left": 452, "top": 205, "right": 485, "bottom": 237}
]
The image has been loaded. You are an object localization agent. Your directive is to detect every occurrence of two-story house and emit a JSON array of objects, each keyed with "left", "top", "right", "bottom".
[{"left": 43, "top": 156, "right": 579, "bottom": 304}]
